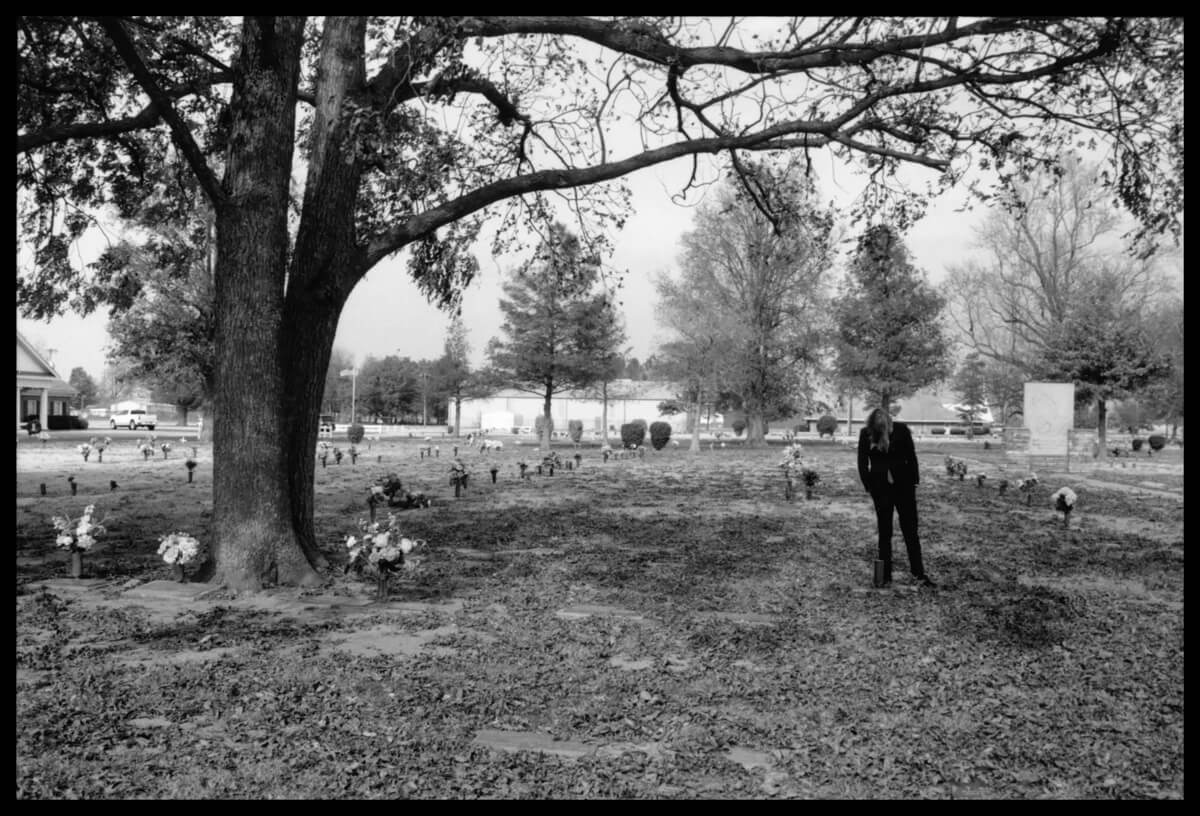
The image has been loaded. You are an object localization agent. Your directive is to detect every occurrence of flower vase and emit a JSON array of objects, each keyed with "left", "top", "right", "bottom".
[
  {"left": 1063, "top": 510, "right": 1071, "bottom": 529},
  {"left": 369, "top": 502, "right": 377, "bottom": 523},
  {"left": 490, "top": 470, "right": 498, "bottom": 484},
  {"left": 454, "top": 480, "right": 462, "bottom": 498},
  {"left": 376, "top": 572, "right": 389, "bottom": 602},
  {"left": 187, "top": 471, "right": 194, "bottom": 483},
  {"left": 70, "top": 482, "right": 77, "bottom": 496},
  {"left": 70, "top": 550, "right": 83, "bottom": 579},
  {"left": 172, "top": 563, "right": 186, "bottom": 582},
  {"left": 1025, "top": 493, "right": 1032, "bottom": 506},
  {"left": 784, "top": 481, "right": 793, "bottom": 501}
]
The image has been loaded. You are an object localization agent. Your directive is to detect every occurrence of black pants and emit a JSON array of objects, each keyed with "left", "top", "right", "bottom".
[{"left": 870, "top": 485, "right": 925, "bottom": 578}]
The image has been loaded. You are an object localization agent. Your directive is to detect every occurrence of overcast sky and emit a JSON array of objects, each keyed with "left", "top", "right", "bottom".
[{"left": 18, "top": 152, "right": 989, "bottom": 382}]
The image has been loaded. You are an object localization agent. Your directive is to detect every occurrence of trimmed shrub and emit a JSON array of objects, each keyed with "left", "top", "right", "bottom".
[
  {"left": 949, "top": 426, "right": 966, "bottom": 435},
  {"left": 649, "top": 421, "right": 672, "bottom": 450},
  {"left": 534, "top": 414, "right": 554, "bottom": 439},
  {"left": 732, "top": 418, "right": 747, "bottom": 436},
  {"left": 1131, "top": 437, "right": 1145, "bottom": 451},
  {"left": 815, "top": 414, "right": 838, "bottom": 438},
  {"left": 620, "top": 422, "right": 646, "bottom": 449},
  {"left": 567, "top": 419, "right": 584, "bottom": 444},
  {"left": 347, "top": 423, "right": 365, "bottom": 444},
  {"left": 931, "top": 426, "right": 947, "bottom": 435},
  {"left": 1148, "top": 434, "right": 1166, "bottom": 451},
  {"left": 48, "top": 415, "right": 89, "bottom": 430}
]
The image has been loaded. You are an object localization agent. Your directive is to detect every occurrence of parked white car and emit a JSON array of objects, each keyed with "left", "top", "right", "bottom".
[{"left": 110, "top": 408, "right": 158, "bottom": 431}]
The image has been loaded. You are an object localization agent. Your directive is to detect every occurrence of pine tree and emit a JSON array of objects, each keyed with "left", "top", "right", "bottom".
[{"left": 834, "top": 225, "right": 953, "bottom": 413}]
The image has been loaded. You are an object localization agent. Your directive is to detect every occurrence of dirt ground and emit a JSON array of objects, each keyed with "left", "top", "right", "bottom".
[{"left": 16, "top": 434, "right": 1184, "bottom": 799}]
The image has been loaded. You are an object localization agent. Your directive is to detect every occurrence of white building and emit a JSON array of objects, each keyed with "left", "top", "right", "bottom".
[
  {"left": 17, "top": 330, "right": 76, "bottom": 431},
  {"left": 461, "top": 379, "right": 686, "bottom": 434}
]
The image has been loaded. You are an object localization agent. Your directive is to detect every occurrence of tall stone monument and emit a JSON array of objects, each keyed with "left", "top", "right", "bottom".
[{"left": 1007, "top": 382, "right": 1075, "bottom": 465}]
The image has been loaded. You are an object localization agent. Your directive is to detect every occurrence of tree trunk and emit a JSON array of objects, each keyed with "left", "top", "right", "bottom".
[
  {"left": 280, "top": 16, "right": 368, "bottom": 575},
  {"left": 179, "top": 405, "right": 190, "bottom": 426},
  {"left": 744, "top": 408, "right": 766, "bottom": 448},
  {"left": 454, "top": 393, "right": 462, "bottom": 438},
  {"left": 601, "top": 380, "right": 609, "bottom": 447},
  {"left": 206, "top": 16, "right": 312, "bottom": 591},
  {"left": 542, "top": 388, "right": 553, "bottom": 453},
  {"left": 690, "top": 395, "right": 702, "bottom": 452},
  {"left": 1096, "top": 396, "right": 1108, "bottom": 451}
]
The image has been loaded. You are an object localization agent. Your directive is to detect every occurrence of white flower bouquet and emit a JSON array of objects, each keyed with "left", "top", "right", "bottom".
[
  {"left": 1052, "top": 486, "right": 1077, "bottom": 526},
  {"left": 52, "top": 504, "right": 107, "bottom": 552},
  {"left": 158, "top": 531, "right": 203, "bottom": 565}
]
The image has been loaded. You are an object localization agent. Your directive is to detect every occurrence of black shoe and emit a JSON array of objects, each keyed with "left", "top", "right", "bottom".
[{"left": 915, "top": 574, "right": 937, "bottom": 589}]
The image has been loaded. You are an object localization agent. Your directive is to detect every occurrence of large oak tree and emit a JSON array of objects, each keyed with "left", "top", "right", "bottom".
[
  {"left": 664, "top": 160, "right": 833, "bottom": 447},
  {"left": 16, "top": 16, "right": 1183, "bottom": 590}
]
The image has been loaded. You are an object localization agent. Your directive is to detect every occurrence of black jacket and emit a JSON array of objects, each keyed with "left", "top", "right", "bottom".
[{"left": 858, "top": 421, "right": 920, "bottom": 492}]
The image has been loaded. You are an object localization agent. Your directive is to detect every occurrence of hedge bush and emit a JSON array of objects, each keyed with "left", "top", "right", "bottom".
[
  {"left": 815, "top": 414, "right": 838, "bottom": 438},
  {"left": 1148, "top": 434, "right": 1166, "bottom": 451},
  {"left": 567, "top": 419, "right": 583, "bottom": 444},
  {"left": 347, "top": 423, "right": 365, "bottom": 444},
  {"left": 47, "top": 415, "right": 89, "bottom": 430},
  {"left": 620, "top": 422, "right": 646, "bottom": 449},
  {"left": 534, "top": 414, "right": 554, "bottom": 439},
  {"left": 931, "top": 426, "right": 947, "bottom": 435},
  {"left": 649, "top": 421, "right": 672, "bottom": 450},
  {"left": 1131, "top": 437, "right": 1145, "bottom": 451},
  {"left": 732, "top": 418, "right": 747, "bottom": 436}
]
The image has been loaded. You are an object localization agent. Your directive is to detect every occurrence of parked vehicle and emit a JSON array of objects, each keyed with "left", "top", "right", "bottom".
[{"left": 110, "top": 407, "right": 157, "bottom": 431}]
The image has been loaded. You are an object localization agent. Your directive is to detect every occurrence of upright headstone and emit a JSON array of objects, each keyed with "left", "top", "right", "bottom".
[{"left": 1011, "top": 382, "right": 1074, "bottom": 466}]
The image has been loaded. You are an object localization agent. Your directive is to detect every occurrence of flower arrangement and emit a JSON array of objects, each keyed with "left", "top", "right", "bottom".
[
  {"left": 997, "top": 478, "right": 1009, "bottom": 496},
  {"left": 542, "top": 451, "right": 562, "bottom": 474},
  {"left": 185, "top": 457, "right": 198, "bottom": 482},
  {"left": 92, "top": 437, "right": 111, "bottom": 462},
  {"left": 976, "top": 473, "right": 987, "bottom": 488},
  {"left": 139, "top": 442, "right": 155, "bottom": 460},
  {"left": 601, "top": 444, "right": 612, "bottom": 462},
  {"left": 52, "top": 504, "right": 107, "bottom": 553},
  {"left": 944, "top": 457, "right": 968, "bottom": 480},
  {"left": 160, "top": 442, "right": 171, "bottom": 459},
  {"left": 449, "top": 459, "right": 469, "bottom": 495},
  {"left": 1052, "top": 486, "right": 1077, "bottom": 527},
  {"left": 1017, "top": 473, "right": 1039, "bottom": 505},
  {"left": 516, "top": 459, "right": 530, "bottom": 478},
  {"left": 333, "top": 446, "right": 343, "bottom": 464},
  {"left": 344, "top": 514, "right": 425, "bottom": 600},
  {"left": 800, "top": 467, "right": 820, "bottom": 499},
  {"left": 317, "top": 441, "right": 331, "bottom": 467},
  {"left": 348, "top": 445, "right": 359, "bottom": 465},
  {"left": 77, "top": 443, "right": 93, "bottom": 462},
  {"left": 52, "top": 504, "right": 107, "bottom": 578},
  {"left": 158, "top": 531, "right": 203, "bottom": 569}
]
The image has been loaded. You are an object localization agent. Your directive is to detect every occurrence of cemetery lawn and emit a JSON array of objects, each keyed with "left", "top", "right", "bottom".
[{"left": 16, "top": 435, "right": 1183, "bottom": 799}]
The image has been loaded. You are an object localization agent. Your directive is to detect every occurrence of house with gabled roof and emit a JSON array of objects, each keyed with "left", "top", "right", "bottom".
[{"left": 17, "top": 330, "right": 76, "bottom": 431}]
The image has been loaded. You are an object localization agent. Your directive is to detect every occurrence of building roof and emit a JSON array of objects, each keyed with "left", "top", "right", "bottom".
[{"left": 16, "top": 330, "right": 76, "bottom": 397}]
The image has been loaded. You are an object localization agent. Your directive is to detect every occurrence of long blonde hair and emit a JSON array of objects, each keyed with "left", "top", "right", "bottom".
[{"left": 867, "top": 408, "right": 892, "bottom": 453}]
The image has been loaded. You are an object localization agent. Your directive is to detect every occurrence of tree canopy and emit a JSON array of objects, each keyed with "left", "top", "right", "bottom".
[
  {"left": 833, "top": 224, "right": 953, "bottom": 412},
  {"left": 661, "top": 160, "right": 834, "bottom": 446},
  {"left": 486, "top": 223, "right": 627, "bottom": 450}
]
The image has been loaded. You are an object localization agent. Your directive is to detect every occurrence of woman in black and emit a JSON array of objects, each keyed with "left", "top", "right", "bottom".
[{"left": 857, "top": 407, "right": 935, "bottom": 588}]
